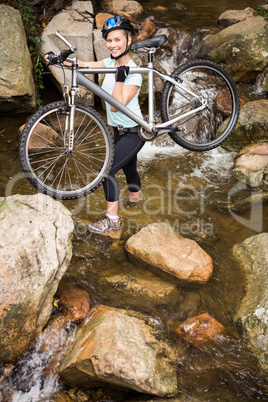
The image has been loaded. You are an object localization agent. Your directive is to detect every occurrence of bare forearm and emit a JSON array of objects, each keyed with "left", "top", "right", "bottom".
[{"left": 111, "top": 82, "right": 125, "bottom": 112}]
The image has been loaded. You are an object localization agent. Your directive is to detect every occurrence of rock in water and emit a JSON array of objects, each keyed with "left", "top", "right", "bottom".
[
  {"left": 125, "top": 222, "right": 213, "bottom": 285},
  {"left": 0, "top": 194, "right": 74, "bottom": 363},
  {"left": 175, "top": 313, "right": 226, "bottom": 350},
  {"left": 59, "top": 305, "right": 178, "bottom": 396},
  {"left": 59, "top": 288, "right": 90, "bottom": 322}
]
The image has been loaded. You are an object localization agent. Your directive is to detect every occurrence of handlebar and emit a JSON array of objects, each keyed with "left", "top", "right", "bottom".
[
  {"left": 55, "top": 31, "right": 77, "bottom": 53},
  {"left": 37, "top": 31, "right": 77, "bottom": 66}
]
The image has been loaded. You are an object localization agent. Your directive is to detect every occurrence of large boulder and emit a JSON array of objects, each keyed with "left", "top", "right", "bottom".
[
  {"left": 198, "top": 16, "right": 268, "bottom": 81},
  {"left": 41, "top": 1, "right": 95, "bottom": 105},
  {"left": 0, "top": 5, "right": 35, "bottom": 113},
  {"left": 59, "top": 305, "right": 178, "bottom": 396},
  {"left": 0, "top": 194, "right": 74, "bottom": 363},
  {"left": 222, "top": 99, "right": 268, "bottom": 152},
  {"left": 125, "top": 222, "right": 213, "bottom": 285},
  {"left": 232, "top": 233, "right": 268, "bottom": 376}
]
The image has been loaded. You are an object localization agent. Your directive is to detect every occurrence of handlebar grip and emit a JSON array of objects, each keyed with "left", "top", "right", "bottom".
[
  {"left": 47, "top": 53, "right": 59, "bottom": 66},
  {"left": 60, "top": 48, "right": 76, "bottom": 61}
]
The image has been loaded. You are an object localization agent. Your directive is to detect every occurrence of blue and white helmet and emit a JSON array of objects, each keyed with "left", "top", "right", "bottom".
[{"left": 102, "top": 15, "right": 136, "bottom": 40}]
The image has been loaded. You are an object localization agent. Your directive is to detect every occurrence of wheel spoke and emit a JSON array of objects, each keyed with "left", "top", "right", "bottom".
[
  {"left": 161, "top": 60, "right": 239, "bottom": 151},
  {"left": 20, "top": 102, "right": 113, "bottom": 199}
]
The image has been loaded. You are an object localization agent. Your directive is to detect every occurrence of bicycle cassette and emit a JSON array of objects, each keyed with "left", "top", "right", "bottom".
[{"left": 138, "top": 126, "right": 157, "bottom": 141}]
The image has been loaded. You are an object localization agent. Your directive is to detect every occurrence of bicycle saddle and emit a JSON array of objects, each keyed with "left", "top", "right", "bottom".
[{"left": 131, "top": 34, "right": 168, "bottom": 50}]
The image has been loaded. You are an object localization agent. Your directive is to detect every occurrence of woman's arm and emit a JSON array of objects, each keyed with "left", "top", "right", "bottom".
[{"left": 110, "top": 83, "right": 139, "bottom": 112}]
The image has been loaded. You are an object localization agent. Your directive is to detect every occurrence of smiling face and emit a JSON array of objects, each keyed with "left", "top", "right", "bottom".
[{"left": 106, "top": 29, "right": 131, "bottom": 59}]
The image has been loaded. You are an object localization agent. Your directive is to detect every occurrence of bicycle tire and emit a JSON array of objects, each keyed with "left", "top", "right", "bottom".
[
  {"left": 160, "top": 59, "right": 240, "bottom": 151},
  {"left": 19, "top": 101, "right": 114, "bottom": 200}
]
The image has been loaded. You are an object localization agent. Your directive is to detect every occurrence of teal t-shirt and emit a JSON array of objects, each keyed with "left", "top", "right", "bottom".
[{"left": 101, "top": 58, "right": 143, "bottom": 128}]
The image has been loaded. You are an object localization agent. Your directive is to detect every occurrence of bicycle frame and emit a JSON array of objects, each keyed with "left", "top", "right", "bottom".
[{"left": 66, "top": 56, "right": 207, "bottom": 134}]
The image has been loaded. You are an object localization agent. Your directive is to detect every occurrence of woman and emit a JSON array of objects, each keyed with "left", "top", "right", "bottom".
[
  {"left": 47, "top": 16, "right": 144, "bottom": 234},
  {"left": 89, "top": 16, "right": 145, "bottom": 234}
]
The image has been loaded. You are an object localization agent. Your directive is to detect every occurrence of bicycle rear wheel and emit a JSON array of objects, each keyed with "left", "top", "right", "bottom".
[
  {"left": 160, "top": 60, "right": 240, "bottom": 151},
  {"left": 19, "top": 101, "right": 114, "bottom": 200}
]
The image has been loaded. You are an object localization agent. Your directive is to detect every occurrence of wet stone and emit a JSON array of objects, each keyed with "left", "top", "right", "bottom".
[
  {"left": 125, "top": 222, "right": 213, "bottom": 286},
  {"left": 59, "top": 305, "right": 178, "bottom": 396},
  {"left": 59, "top": 288, "right": 90, "bottom": 322},
  {"left": 175, "top": 313, "right": 227, "bottom": 351}
]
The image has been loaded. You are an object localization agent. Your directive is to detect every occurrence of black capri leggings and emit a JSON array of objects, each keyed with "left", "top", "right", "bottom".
[{"left": 103, "top": 127, "right": 145, "bottom": 202}]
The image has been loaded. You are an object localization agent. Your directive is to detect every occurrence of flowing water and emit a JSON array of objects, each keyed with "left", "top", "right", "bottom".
[{"left": 0, "top": 0, "right": 268, "bottom": 400}]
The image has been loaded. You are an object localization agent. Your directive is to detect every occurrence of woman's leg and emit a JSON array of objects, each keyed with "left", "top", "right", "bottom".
[
  {"left": 88, "top": 129, "right": 144, "bottom": 233},
  {"left": 103, "top": 130, "right": 144, "bottom": 203}
]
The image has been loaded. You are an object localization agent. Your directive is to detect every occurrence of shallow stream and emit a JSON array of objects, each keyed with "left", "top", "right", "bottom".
[{"left": 0, "top": 0, "right": 267, "bottom": 400}]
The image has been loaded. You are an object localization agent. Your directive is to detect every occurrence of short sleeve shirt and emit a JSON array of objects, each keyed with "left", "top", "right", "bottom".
[{"left": 101, "top": 58, "right": 143, "bottom": 128}]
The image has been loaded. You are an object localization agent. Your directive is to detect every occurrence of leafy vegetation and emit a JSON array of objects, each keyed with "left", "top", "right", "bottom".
[{"left": 257, "top": 6, "right": 268, "bottom": 19}]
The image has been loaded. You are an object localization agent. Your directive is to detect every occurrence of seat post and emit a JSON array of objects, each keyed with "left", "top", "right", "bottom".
[{"left": 148, "top": 48, "right": 156, "bottom": 126}]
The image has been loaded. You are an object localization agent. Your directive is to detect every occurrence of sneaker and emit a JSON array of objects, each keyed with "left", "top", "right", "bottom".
[{"left": 88, "top": 215, "right": 122, "bottom": 234}]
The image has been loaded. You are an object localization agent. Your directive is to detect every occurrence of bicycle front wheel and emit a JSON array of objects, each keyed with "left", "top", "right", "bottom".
[
  {"left": 19, "top": 101, "right": 114, "bottom": 200},
  {"left": 160, "top": 60, "right": 240, "bottom": 151}
]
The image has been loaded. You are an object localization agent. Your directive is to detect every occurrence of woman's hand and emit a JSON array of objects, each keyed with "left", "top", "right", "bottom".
[
  {"left": 115, "top": 65, "right": 129, "bottom": 82},
  {"left": 44, "top": 51, "right": 57, "bottom": 64}
]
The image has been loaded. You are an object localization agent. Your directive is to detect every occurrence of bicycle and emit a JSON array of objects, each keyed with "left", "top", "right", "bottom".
[{"left": 19, "top": 31, "right": 240, "bottom": 200}]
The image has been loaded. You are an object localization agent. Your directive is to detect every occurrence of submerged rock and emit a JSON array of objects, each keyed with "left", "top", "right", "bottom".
[
  {"left": 0, "top": 194, "right": 74, "bottom": 363},
  {"left": 175, "top": 313, "right": 226, "bottom": 350},
  {"left": 232, "top": 233, "right": 268, "bottom": 376},
  {"left": 125, "top": 222, "right": 213, "bottom": 285},
  {"left": 103, "top": 270, "right": 182, "bottom": 309},
  {"left": 59, "top": 305, "right": 178, "bottom": 396}
]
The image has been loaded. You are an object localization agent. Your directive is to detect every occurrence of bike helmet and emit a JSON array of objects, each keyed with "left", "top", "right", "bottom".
[{"left": 102, "top": 15, "right": 136, "bottom": 40}]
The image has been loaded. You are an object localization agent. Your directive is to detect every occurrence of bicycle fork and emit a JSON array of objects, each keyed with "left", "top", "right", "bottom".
[
  {"left": 63, "top": 102, "right": 75, "bottom": 153},
  {"left": 63, "top": 59, "right": 79, "bottom": 153}
]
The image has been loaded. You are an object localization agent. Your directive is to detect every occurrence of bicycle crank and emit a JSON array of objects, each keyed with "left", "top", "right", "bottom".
[{"left": 138, "top": 126, "right": 157, "bottom": 141}]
